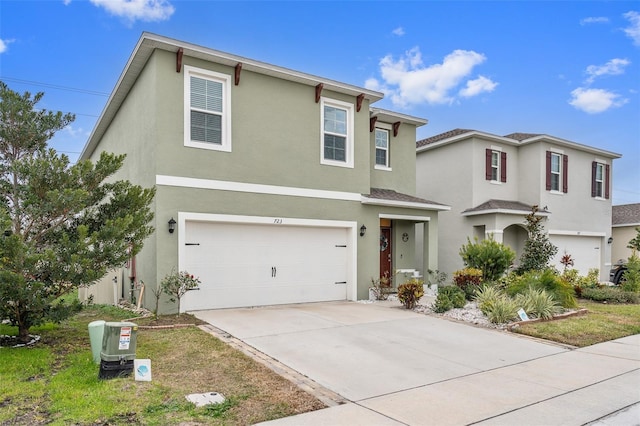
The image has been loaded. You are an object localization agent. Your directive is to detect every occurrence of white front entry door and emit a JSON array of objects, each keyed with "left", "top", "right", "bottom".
[{"left": 181, "top": 221, "right": 349, "bottom": 311}]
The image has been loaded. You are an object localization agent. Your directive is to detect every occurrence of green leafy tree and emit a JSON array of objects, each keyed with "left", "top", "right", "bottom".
[
  {"left": 459, "top": 236, "right": 515, "bottom": 281},
  {"left": 0, "top": 82, "right": 155, "bottom": 343},
  {"left": 516, "top": 205, "right": 558, "bottom": 274},
  {"left": 621, "top": 252, "right": 640, "bottom": 293},
  {"left": 627, "top": 227, "right": 640, "bottom": 252}
]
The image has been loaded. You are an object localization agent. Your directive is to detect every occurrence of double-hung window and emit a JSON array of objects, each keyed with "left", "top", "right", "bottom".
[
  {"left": 321, "top": 98, "right": 354, "bottom": 168},
  {"left": 591, "top": 161, "right": 609, "bottom": 199},
  {"left": 184, "top": 66, "right": 231, "bottom": 152},
  {"left": 485, "top": 148, "right": 506, "bottom": 182},
  {"left": 550, "top": 153, "right": 561, "bottom": 191},
  {"left": 375, "top": 128, "right": 390, "bottom": 169},
  {"left": 546, "top": 150, "right": 568, "bottom": 193}
]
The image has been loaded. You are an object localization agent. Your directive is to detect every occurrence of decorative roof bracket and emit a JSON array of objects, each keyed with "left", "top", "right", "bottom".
[
  {"left": 235, "top": 63, "right": 242, "bottom": 85},
  {"left": 176, "top": 48, "right": 183, "bottom": 73},
  {"left": 356, "top": 94, "right": 365, "bottom": 112},
  {"left": 370, "top": 116, "right": 378, "bottom": 132},
  {"left": 315, "top": 83, "right": 323, "bottom": 103},
  {"left": 393, "top": 121, "right": 401, "bottom": 137}
]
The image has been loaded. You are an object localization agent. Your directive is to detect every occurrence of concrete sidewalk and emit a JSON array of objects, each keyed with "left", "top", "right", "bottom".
[{"left": 194, "top": 301, "right": 640, "bottom": 425}]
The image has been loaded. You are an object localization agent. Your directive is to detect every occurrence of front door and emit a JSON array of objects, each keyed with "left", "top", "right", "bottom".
[{"left": 380, "top": 227, "right": 392, "bottom": 279}]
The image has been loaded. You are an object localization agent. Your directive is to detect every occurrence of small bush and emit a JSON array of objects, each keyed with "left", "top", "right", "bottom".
[
  {"left": 397, "top": 278, "right": 424, "bottom": 309},
  {"left": 161, "top": 270, "right": 201, "bottom": 315},
  {"left": 474, "top": 285, "right": 505, "bottom": 315},
  {"left": 514, "top": 287, "right": 560, "bottom": 320},
  {"left": 459, "top": 237, "right": 515, "bottom": 281},
  {"left": 485, "top": 297, "right": 519, "bottom": 324},
  {"left": 621, "top": 253, "right": 640, "bottom": 293},
  {"left": 433, "top": 285, "right": 466, "bottom": 313},
  {"left": 370, "top": 275, "right": 392, "bottom": 301},
  {"left": 453, "top": 268, "right": 483, "bottom": 300},
  {"left": 506, "top": 269, "right": 577, "bottom": 308},
  {"left": 581, "top": 287, "right": 640, "bottom": 304}
]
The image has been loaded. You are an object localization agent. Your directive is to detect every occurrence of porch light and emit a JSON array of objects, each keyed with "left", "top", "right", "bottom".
[
  {"left": 168, "top": 217, "right": 176, "bottom": 234},
  {"left": 360, "top": 225, "right": 367, "bottom": 237},
  {"left": 608, "top": 237, "right": 613, "bottom": 244}
]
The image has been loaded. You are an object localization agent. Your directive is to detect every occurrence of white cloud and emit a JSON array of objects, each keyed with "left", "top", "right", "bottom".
[
  {"left": 0, "top": 38, "right": 14, "bottom": 54},
  {"left": 569, "top": 87, "right": 628, "bottom": 114},
  {"left": 392, "top": 27, "right": 405, "bottom": 36},
  {"left": 623, "top": 11, "right": 640, "bottom": 46},
  {"left": 459, "top": 76, "right": 498, "bottom": 98},
  {"left": 90, "top": 0, "right": 174, "bottom": 23},
  {"left": 585, "top": 58, "right": 630, "bottom": 83},
  {"left": 580, "top": 16, "right": 609, "bottom": 25},
  {"left": 365, "top": 47, "right": 497, "bottom": 107}
]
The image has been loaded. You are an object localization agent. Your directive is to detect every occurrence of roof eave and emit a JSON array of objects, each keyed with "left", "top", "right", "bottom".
[
  {"left": 416, "top": 130, "right": 518, "bottom": 153},
  {"left": 361, "top": 196, "right": 451, "bottom": 211},
  {"left": 520, "top": 135, "right": 622, "bottom": 159}
]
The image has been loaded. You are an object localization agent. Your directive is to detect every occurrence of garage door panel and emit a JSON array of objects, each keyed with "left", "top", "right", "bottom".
[
  {"left": 182, "top": 221, "right": 349, "bottom": 311},
  {"left": 550, "top": 235, "right": 601, "bottom": 276}
]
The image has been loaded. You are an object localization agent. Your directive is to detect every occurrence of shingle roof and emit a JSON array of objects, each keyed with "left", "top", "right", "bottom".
[
  {"left": 612, "top": 203, "right": 640, "bottom": 226},
  {"left": 416, "top": 128, "right": 474, "bottom": 148},
  {"left": 462, "top": 199, "right": 538, "bottom": 215},
  {"left": 365, "top": 188, "right": 447, "bottom": 207},
  {"left": 503, "top": 132, "right": 541, "bottom": 141}
]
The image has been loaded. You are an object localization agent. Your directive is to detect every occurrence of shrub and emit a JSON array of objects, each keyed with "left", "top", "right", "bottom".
[
  {"left": 621, "top": 253, "right": 640, "bottom": 293},
  {"left": 506, "top": 269, "right": 577, "bottom": 308},
  {"left": 515, "top": 205, "right": 558, "bottom": 274},
  {"left": 459, "top": 237, "right": 515, "bottom": 282},
  {"left": 370, "top": 274, "right": 392, "bottom": 301},
  {"left": 453, "top": 268, "right": 483, "bottom": 300},
  {"left": 562, "top": 268, "right": 600, "bottom": 297},
  {"left": 161, "top": 270, "right": 201, "bottom": 315},
  {"left": 397, "top": 278, "right": 424, "bottom": 309},
  {"left": 485, "top": 296, "right": 519, "bottom": 324},
  {"left": 474, "top": 285, "right": 505, "bottom": 315},
  {"left": 426, "top": 269, "right": 447, "bottom": 287},
  {"left": 514, "top": 287, "right": 560, "bottom": 320},
  {"left": 432, "top": 285, "right": 466, "bottom": 313},
  {"left": 581, "top": 287, "right": 640, "bottom": 304}
]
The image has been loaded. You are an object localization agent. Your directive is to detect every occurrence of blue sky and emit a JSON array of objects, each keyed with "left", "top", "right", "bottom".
[{"left": 1, "top": 0, "right": 639, "bottom": 205}]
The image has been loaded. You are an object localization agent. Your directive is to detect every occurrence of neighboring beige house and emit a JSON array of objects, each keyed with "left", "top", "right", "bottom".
[
  {"left": 612, "top": 203, "right": 640, "bottom": 263},
  {"left": 415, "top": 129, "right": 621, "bottom": 281},
  {"left": 79, "top": 32, "right": 449, "bottom": 313}
]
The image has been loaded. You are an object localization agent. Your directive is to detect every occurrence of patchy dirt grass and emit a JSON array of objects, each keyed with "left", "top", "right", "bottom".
[{"left": 0, "top": 305, "right": 325, "bottom": 425}]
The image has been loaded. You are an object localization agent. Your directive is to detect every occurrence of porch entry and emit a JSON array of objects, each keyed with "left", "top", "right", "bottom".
[{"left": 380, "top": 219, "right": 392, "bottom": 279}]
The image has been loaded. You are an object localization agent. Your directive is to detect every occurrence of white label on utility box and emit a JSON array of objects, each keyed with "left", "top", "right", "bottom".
[{"left": 119, "top": 326, "right": 131, "bottom": 350}]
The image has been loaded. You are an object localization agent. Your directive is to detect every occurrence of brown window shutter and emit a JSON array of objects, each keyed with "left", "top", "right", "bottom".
[
  {"left": 545, "top": 151, "right": 552, "bottom": 190},
  {"left": 562, "top": 154, "right": 568, "bottom": 193},
  {"left": 605, "top": 164, "right": 610, "bottom": 199},
  {"left": 591, "top": 161, "right": 597, "bottom": 197},
  {"left": 485, "top": 149, "right": 492, "bottom": 180},
  {"left": 500, "top": 152, "right": 507, "bottom": 182}
]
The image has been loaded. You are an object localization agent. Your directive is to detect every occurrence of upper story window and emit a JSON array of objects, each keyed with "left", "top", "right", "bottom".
[
  {"left": 546, "top": 150, "right": 568, "bottom": 193},
  {"left": 375, "top": 128, "right": 391, "bottom": 170},
  {"left": 485, "top": 148, "right": 506, "bottom": 183},
  {"left": 184, "top": 65, "right": 232, "bottom": 152},
  {"left": 591, "top": 161, "right": 610, "bottom": 199},
  {"left": 321, "top": 98, "right": 354, "bottom": 168}
]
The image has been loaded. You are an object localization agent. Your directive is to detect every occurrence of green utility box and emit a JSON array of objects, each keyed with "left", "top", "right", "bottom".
[{"left": 98, "top": 321, "right": 138, "bottom": 379}]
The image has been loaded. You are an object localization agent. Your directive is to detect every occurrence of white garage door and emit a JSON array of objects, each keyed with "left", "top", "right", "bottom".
[
  {"left": 551, "top": 235, "right": 602, "bottom": 276},
  {"left": 181, "top": 221, "right": 349, "bottom": 311}
]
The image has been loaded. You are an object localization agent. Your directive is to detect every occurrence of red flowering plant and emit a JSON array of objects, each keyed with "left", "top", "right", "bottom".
[{"left": 160, "top": 270, "right": 201, "bottom": 316}]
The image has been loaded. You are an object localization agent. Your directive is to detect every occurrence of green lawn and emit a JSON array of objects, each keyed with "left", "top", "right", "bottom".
[
  {"left": 513, "top": 299, "right": 640, "bottom": 347},
  {"left": 0, "top": 305, "right": 323, "bottom": 425}
]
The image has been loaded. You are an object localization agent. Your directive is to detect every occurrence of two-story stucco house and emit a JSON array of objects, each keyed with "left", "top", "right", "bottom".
[
  {"left": 415, "top": 129, "right": 621, "bottom": 281},
  {"left": 79, "top": 33, "right": 449, "bottom": 313}
]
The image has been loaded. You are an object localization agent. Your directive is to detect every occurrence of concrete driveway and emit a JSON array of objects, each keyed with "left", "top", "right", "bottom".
[{"left": 193, "top": 301, "right": 640, "bottom": 425}]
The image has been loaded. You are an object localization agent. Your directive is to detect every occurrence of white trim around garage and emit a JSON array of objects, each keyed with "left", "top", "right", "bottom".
[
  {"left": 548, "top": 230, "right": 607, "bottom": 237},
  {"left": 177, "top": 212, "right": 359, "bottom": 302}
]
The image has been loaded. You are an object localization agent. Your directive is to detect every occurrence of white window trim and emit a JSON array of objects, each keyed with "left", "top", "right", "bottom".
[
  {"left": 490, "top": 150, "right": 500, "bottom": 183},
  {"left": 184, "top": 65, "right": 232, "bottom": 152},
  {"left": 320, "top": 97, "right": 354, "bottom": 168},
  {"left": 374, "top": 125, "right": 392, "bottom": 171}
]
